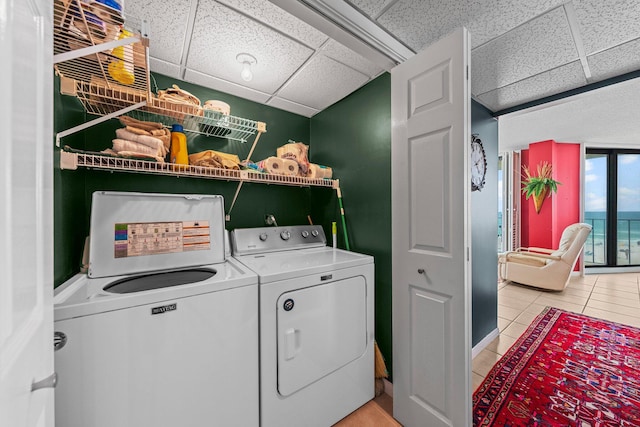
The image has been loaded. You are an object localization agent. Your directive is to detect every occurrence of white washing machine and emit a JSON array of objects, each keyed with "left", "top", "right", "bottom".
[
  {"left": 54, "top": 192, "right": 259, "bottom": 427},
  {"left": 231, "top": 225, "right": 374, "bottom": 427}
]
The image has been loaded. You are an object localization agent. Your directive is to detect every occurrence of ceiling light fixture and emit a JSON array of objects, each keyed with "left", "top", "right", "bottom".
[{"left": 236, "top": 53, "right": 257, "bottom": 82}]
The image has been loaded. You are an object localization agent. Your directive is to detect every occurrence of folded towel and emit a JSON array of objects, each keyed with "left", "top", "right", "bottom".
[
  {"left": 118, "top": 117, "right": 171, "bottom": 152},
  {"left": 113, "top": 138, "right": 163, "bottom": 157},
  {"left": 115, "top": 128, "right": 168, "bottom": 157},
  {"left": 101, "top": 147, "right": 163, "bottom": 162},
  {"left": 119, "top": 115, "right": 164, "bottom": 131}
]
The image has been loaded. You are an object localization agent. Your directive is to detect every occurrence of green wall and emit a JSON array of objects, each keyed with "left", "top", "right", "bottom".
[
  {"left": 309, "top": 74, "right": 393, "bottom": 378},
  {"left": 54, "top": 73, "right": 319, "bottom": 286},
  {"left": 471, "top": 100, "right": 499, "bottom": 346},
  {"left": 54, "top": 70, "right": 499, "bottom": 381}
]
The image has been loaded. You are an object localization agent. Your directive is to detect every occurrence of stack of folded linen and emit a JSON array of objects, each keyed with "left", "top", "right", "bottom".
[{"left": 103, "top": 116, "right": 171, "bottom": 162}]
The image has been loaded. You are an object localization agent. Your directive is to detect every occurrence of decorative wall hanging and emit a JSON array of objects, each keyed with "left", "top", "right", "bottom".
[{"left": 521, "top": 161, "right": 561, "bottom": 213}]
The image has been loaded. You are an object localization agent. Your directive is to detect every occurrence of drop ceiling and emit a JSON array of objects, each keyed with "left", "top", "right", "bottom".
[{"left": 126, "top": 0, "right": 640, "bottom": 117}]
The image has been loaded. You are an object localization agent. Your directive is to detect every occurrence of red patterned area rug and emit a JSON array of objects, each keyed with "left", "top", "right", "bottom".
[{"left": 473, "top": 307, "right": 640, "bottom": 426}]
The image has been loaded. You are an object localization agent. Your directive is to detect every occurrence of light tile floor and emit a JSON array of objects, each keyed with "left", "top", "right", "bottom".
[{"left": 472, "top": 272, "right": 640, "bottom": 392}]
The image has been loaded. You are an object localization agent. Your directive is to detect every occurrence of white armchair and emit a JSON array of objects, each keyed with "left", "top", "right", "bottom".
[{"left": 498, "top": 223, "right": 592, "bottom": 291}]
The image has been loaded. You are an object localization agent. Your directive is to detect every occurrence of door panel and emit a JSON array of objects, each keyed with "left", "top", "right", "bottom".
[
  {"left": 392, "top": 28, "right": 471, "bottom": 427},
  {"left": 410, "top": 60, "right": 451, "bottom": 115},
  {"left": 410, "top": 287, "right": 449, "bottom": 418},
  {"left": 277, "top": 277, "right": 367, "bottom": 396},
  {"left": 0, "top": 1, "right": 54, "bottom": 426},
  {"left": 410, "top": 129, "right": 450, "bottom": 253}
]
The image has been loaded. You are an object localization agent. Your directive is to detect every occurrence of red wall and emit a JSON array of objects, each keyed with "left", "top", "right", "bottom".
[
  {"left": 521, "top": 140, "right": 581, "bottom": 259},
  {"left": 520, "top": 150, "right": 530, "bottom": 247}
]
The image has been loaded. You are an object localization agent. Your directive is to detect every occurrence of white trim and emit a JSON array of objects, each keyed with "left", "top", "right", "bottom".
[
  {"left": 269, "top": 0, "right": 402, "bottom": 71},
  {"left": 299, "top": 0, "right": 414, "bottom": 64},
  {"left": 472, "top": 328, "right": 500, "bottom": 359},
  {"left": 383, "top": 378, "right": 393, "bottom": 397},
  {"left": 564, "top": 3, "right": 592, "bottom": 81}
]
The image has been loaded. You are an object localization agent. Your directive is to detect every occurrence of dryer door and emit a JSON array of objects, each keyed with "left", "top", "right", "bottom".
[{"left": 277, "top": 276, "right": 367, "bottom": 396}]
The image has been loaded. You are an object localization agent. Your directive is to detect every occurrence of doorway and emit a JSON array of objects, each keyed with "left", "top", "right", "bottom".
[{"left": 584, "top": 149, "right": 640, "bottom": 267}]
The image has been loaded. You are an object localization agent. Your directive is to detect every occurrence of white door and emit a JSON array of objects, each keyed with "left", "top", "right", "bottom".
[
  {"left": 391, "top": 28, "right": 471, "bottom": 427},
  {"left": 0, "top": 0, "right": 54, "bottom": 426}
]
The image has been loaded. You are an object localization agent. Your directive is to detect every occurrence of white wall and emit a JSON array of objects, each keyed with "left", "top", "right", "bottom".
[{"left": 498, "top": 77, "right": 640, "bottom": 151}]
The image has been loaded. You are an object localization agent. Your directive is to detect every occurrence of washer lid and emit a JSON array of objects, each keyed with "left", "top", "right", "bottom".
[
  {"left": 54, "top": 258, "right": 257, "bottom": 321},
  {"left": 88, "top": 192, "right": 225, "bottom": 278},
  {"left": 233, "top": 247, "right": 373, "bottom": 283}
]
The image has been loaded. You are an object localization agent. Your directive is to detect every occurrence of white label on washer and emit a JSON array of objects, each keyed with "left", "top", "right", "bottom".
[{"left": 114, "top": 220, "right": 210, "bottom": 258}]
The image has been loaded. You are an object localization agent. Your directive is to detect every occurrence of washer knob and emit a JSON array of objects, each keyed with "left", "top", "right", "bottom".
[
  {"left": 259, "top": 233, "right": 268, "bottom": 241},
  {"left": 301, "top": 230, "right": 310, "bottom": 238},
  {"left": 280, "top": 230, "right": 291, "bottom": 240},
  {"left": 311, "top": 229, "right": 319, "bottom": 237}
]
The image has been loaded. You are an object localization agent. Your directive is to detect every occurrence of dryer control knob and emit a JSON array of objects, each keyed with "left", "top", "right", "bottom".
[
  {"left": 301, "top": 230, "right": 310, "bottom": 238},
  {"left": 259, "top": 233, "right": 268, "bottom": 241},
  {"left": 311, "top": 229, "right": 319, "bottom": 237},
  {"left": 280, "top": 230, "right": 291, "bottom": 240}
]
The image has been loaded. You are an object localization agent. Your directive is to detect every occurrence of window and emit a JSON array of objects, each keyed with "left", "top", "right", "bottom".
[{"left": 585, "top": 149, "right": 640, "bottom": 267}]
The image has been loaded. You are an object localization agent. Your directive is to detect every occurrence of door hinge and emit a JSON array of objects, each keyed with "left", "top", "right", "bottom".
[
  {"left": 466, "top": 65, "right": 469, "bottom": 80},
  {"left": 467, "top": 247, "right": 470, "bottom": 261}
]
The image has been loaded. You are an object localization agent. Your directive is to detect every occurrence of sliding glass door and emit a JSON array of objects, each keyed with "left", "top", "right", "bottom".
[{"left": 585, "top": 149, "right": 640, "bottom": 267}]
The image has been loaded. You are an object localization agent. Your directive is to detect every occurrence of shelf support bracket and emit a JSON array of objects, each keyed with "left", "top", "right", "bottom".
[
  {"left": 243, "top": 122, "right": 266, "bottom": 162},
  {"left": 53, "top": 36, "right": 141, "bottom": 64},
  {"left": 55, "top": 101, "right": 147, "bottom": 147},
  {"left": 226, "top": 171, "right": 250, "bottom": 221}
]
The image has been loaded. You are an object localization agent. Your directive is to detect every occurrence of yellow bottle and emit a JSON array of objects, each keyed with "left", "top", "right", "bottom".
[
  {"left": 108, "top": 28, "right": 135, "bottom": 85},
  {"left": 170, "top": 124, "right": 189, "bottom": 169}
]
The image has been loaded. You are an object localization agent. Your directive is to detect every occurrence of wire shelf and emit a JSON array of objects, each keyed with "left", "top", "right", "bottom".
[
  {"left": 53, "top": 0, "right": 266, "bottom": 142},
  {"left": 72, "top": 78, "right": 148, "bottom": 116},
  {"left": 54, "top": 0, "right": 150, "bottom": 100},
  {"left": 60, "top": 151, "right": 336, "bottom": 188},
  {"left": 126, "top": 106, "right": 263, "bottom": 143}
]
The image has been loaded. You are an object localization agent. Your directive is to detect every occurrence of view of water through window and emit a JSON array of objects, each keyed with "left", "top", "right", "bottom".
[{"left": 585, "top": 151, "right": 640, "bottom": 267}]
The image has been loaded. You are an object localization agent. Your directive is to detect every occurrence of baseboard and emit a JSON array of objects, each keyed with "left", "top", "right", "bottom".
[
  {"left": 383, "top": 378, "right": 393, "bottom": 397},
  {"left": 472, "top": 328, "right": 500, "bottom": 359},
  {"left": 383, "top": 329, "right": 499, "bottom": 398}
]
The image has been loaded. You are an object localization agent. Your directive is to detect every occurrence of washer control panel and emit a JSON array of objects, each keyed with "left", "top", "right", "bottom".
[{"left": 231, "top": 225, "right": 327, "bottom": 255}]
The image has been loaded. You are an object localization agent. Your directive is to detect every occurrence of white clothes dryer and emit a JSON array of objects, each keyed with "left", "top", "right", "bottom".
[
  {"left": 54, "top": 192, "right": 259, "bottom": 427},
  {"left": 231, "top": 225, "right": 374, "bottom": 427}
]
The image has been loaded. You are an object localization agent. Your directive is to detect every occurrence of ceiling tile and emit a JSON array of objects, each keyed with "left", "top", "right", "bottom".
[
  {"left": 574, "top": 0, "right": 640, "bottom": 55},
  {"left": 126, "top": 0, "right": 192, "bottom": 64},
  {"left": 149, "top": 58, "right": 181, "bottom": 80},
  {"left": 376, "top": 0, "right": 565, "bottom": 51},
  {"left": 471, "top": 6, "right": 578, "bottom": 96},
  {"left": 186, "top": 1, "right": 314, "bottom": 94},
  {"left": 276, "top": 55, "right": 369, "bottom": 110},
  {"left": 469, "top": 0, "right": 565, "bottom": 47},
  {"left": 587, "top": 38, "right": 640, "bottom": 83},
  {"left": 216, "top": 0, "right": 329, "bottom": 48},
  {"left": 346, "top": 0, "right": 397, "bottom": 19},
  {"left": 183, "top": 69, "right": 271, "bottom": 105},
  {"left": 266, "top": 97, "right": 320, "bottom": 118},
  {"left": 476, "top": 61, "right": 587, "bottom": 111},
  {"left": 321, "top": 39, "right": 384, "bottom": 77},
  {"left": 376, "top": 0, "right": 468, "bottom": 51}
]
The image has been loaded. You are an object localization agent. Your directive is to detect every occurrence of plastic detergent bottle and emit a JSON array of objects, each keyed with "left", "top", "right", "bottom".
[
  {"left": 170, "top": 124, "right": 189, "bottom": 167},
  {"left": 108, "top": 28, "right": 135, "bottom": 85}
]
